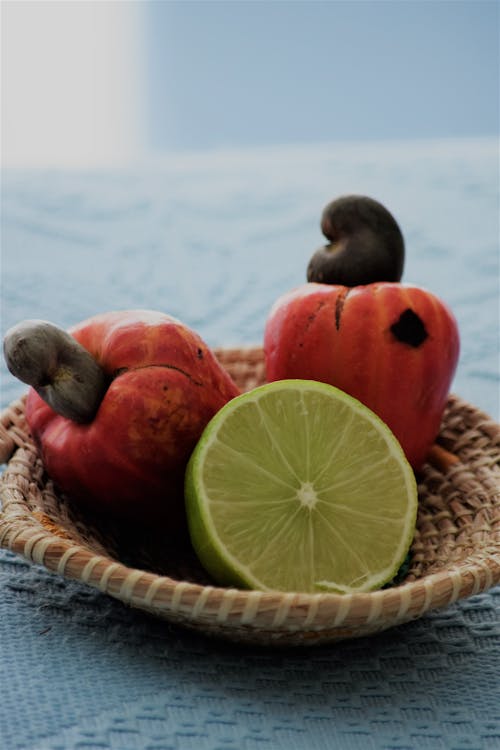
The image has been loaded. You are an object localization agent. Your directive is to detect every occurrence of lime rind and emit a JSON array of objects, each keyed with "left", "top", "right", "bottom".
[{"left": 184, "top": 379, "right": 418, "bottom": 594}]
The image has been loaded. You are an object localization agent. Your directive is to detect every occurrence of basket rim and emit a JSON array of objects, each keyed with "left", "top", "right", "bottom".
[
  {"left": 1, "top": 502, "right": 499, "bottom": 640},
  {"left": 0, "top": 489, "right": 499, "bottom": 645},
  {"left": 1, "top": 508, "right": 499, "bottom": 600}
]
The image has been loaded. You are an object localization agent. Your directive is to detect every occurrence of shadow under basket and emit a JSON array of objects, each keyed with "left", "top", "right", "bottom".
[{"left": 1, "top": 346, "right": 499, "bottom": 647}]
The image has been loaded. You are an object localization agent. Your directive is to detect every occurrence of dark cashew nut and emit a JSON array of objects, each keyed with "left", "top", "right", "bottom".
[{"left": 3, "top": 320, "right": 108, "bottom": 423}]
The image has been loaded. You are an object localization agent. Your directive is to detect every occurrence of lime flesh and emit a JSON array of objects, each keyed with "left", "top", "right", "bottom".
[{"left": 185, "top": 380, "right": 418, "bottom": 594}]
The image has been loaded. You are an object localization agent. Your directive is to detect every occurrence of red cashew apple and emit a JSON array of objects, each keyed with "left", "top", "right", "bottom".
[
  {"left": 264, "top": 282, "right": 460, "bottom": 470},
  {"left": 3, "top": 310, "right": 240, "bottom": 526}
]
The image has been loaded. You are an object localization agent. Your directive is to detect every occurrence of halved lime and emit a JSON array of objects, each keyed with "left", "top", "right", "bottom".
[{"left": 184, "top": 380, "right": 418, "bottom": 594}]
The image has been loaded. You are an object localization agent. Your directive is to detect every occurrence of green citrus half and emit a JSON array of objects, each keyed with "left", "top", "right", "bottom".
[{"left": 184, "top": 379, "right": 418, "bottom": 594}]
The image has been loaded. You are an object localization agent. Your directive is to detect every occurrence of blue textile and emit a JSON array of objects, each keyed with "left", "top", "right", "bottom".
[{"left": 1, "top": 138, "right": 499, "bottom": 750}]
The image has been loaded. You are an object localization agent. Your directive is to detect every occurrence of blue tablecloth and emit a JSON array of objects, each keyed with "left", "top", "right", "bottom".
[{"left": 1, "top": 138, "right": 499, "bottom": 750}]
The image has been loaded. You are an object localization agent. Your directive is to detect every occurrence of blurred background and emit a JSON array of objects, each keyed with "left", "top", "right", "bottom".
[
  {"left": 2, "top": 0, "right": 498, "bottom": 165},
  {"left": 1, "top": 0, "right": 499, "bottom": 417}
]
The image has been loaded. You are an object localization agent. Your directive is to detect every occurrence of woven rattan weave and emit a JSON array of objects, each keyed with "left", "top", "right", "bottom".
[{"left": 1, "top": 346, "right": 499, "bottom": 646}]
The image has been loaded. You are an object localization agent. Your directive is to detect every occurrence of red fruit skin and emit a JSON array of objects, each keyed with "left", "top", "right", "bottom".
[
  {"left": 264, "top": 283, "right": 460, "bottom": 470},
  {"left": 25, "top": 310, "right": 240, "bottom": 525}
]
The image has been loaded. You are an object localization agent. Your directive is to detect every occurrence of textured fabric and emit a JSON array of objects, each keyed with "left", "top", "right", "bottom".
[{"left": 1, "top": 139, "right": 499, "bottom": 749}]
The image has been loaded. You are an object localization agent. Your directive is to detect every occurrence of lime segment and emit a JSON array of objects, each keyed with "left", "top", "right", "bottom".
[{"left": 185, "top": 380, "right": 418, "bottom": 594}]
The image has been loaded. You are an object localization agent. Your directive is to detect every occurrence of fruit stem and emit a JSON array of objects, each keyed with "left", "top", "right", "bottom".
[
  {"left": 426, "top": 443, "right": 460, "bottom": 473},
  {"left": 3, "top": 320, "right": 108, "bottom": 423}
]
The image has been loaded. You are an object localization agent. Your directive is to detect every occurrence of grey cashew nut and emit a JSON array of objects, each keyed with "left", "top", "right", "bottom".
[{"left": 3, "top": 320, "right": 108, "bottom": 423}]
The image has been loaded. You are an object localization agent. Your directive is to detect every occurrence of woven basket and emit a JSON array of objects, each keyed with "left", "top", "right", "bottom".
[{"left": 1, "top": 346, "right": 499, "bottom": 647}]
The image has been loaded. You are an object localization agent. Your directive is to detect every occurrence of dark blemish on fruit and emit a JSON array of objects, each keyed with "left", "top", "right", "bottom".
[
  {"left": 335, "top": 288, "right": 351, "bottom": 330},
  {"left": 390, "top": 308, "right": 428, "bottom": 347},
  {"left": 197, "top": 348, "right": 204, "bottom": 359},
  {"left": 304, "top": 300, "right": 326, "bottom": 333}
]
